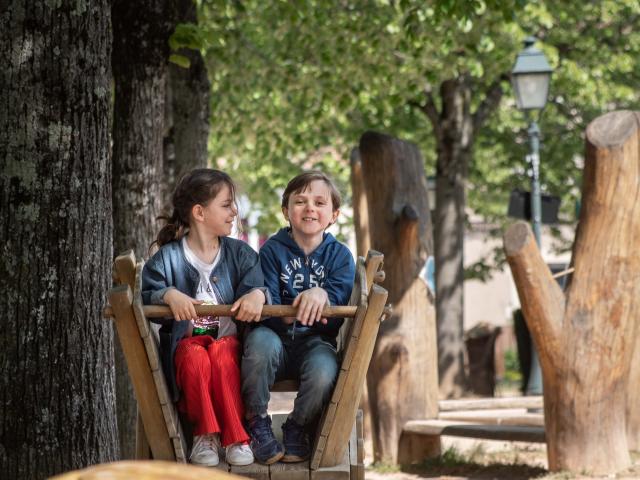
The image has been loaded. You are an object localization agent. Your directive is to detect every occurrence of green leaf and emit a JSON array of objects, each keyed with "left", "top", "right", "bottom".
[{"left": 169, "top": 54, "right": 191, "bottom": 69}]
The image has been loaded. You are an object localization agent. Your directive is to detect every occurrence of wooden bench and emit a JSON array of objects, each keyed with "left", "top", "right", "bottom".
[
  {"left": 105, "top": 250, "right": 389, "bottom": 479},
  {"left": 398, "top": 396, "right": 546, "bottom": 465}
]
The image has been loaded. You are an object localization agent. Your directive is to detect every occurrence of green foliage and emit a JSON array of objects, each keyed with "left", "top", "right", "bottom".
[
  {"left": 169, "top": 54, "right": 191, "bottom": 68},
  {"left": 502, "top": 348, "right": 522, "bottom": 384},
  {"left": 191, "top": 0, "right": 640, "bottom": 243}
]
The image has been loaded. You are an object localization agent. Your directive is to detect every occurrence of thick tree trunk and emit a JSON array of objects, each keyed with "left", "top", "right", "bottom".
[
  {"left": 111, "top": 0, "right": 174, "bottom": 459},
  {"left": 359, "top": 131, "right": 438, "bottom": 463},
  {"left": 504, "top": 110, "right": 640, "bottom": 474},
  {"left": 434, "top": 78, "right": 473, "bottom": 398},
  {"left": 164, "top": 0, "right": 210, "bottom": 196},
  {"left": 0, "top": 2, "right": 118, "bottom": 478}
]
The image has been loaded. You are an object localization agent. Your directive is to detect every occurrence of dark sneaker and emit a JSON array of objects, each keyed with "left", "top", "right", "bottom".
[
  {"left": 281, "top": 417, "right": 310, "bottom": 463},
  {"left": 246, "top": 415, "right": 284, "bottom": 465}
]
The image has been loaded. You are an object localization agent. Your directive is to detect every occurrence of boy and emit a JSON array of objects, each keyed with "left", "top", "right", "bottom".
[{"left": 242, "top": 171, "right": 355, "bottom": 464}]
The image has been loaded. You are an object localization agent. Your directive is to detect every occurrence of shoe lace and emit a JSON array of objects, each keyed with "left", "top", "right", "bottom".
[
  {"left": 198, "top": 434, "right": 218, "bottom": 452},
  {"left": 252, "top": 416, "right": 275, "bottom": 441}
]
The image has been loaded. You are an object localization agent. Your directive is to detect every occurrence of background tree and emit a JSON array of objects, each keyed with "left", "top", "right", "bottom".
[
  {"left": 165, "top": 0, "right": 211, "bottom": 197},
  {"left": 111, "top": 0, "right": 176, "bottom": 459},
  {"left": 0, "top": 1, "right": 118, "bottom": 477}
]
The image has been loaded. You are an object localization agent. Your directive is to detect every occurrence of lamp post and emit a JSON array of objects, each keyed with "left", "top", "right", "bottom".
[{"left": 511, "top": 36, "right": 553, "bottom": 396}]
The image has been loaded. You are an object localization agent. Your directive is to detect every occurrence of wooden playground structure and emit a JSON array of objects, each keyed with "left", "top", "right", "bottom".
[{"left": 104, "top": 250, "right": 388, "bottom": 479}]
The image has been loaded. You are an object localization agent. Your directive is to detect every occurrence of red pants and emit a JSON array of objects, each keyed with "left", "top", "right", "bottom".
[{"left": 175, "top": 335, "right": 249, "bottom": 446}]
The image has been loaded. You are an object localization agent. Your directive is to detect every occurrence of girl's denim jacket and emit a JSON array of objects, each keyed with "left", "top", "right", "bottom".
[{"left": 141, "top": 236, "right": 269, "bottom": 401}]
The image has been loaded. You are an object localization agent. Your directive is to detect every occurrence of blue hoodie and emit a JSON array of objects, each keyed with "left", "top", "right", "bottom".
[{"left": 259, "top": 227, "right": 355, "bottom": 339}]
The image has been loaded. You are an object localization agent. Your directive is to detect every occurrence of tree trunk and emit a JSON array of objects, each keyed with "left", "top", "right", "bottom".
[
  {"left": 434, "top": 78, "right": 473, "bottom": 398},
  {"left": 504, "top": 110, "right": 640, "bottom": 474},
  {"left": 0, "top": 2, "right": 118, "bottom": 478},
  {"left": 359, "top": 131, "right": 438, "bottom": 463},
  {"left": 164, "top": 0, "right": 210, "bottom": 197},
  {"left": 111, "top": 0, "right": 174, "bottom": 459}
]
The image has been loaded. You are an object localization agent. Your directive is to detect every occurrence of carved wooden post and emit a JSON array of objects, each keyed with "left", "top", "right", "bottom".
[
  {"left": 359, "top": 131, "right": 439, "bottom": 463},
  {"left": 504, "top": 111, "right": 640, "bottom": 474}
]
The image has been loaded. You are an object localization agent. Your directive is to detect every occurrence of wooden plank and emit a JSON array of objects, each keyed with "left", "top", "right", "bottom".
[
  {"left": 364, "top": 251, "right": 384, "bottom": 291},
  {"left": 438, "top": 396, "right": 543, "bottom": 412},
  {"left": 141, "top": 328, "right": 161, "bottom": 372},
  {"left": 214, "top": 459, "right": 230, "bottom": 473},
  {"left": 113, "top": 250, "right": 136, "bottom": 290},
  {"left": 337, "top": 303, "right": 368, "bottom": 373},
  {"left": 348, "top": 420, "right": 357, "bottom": 480},
  {"left": 403, "top": 419, "right": 546, "bottom": 443},
  {"left": 109, "top": 285, "right": 175, "bottom": 460},
  {"left": 172, "top": 436, "right": 187, "bottom": 464},
  {"left": 135, "top": 411, "right": 151, "bottom": 460},
  {"left": 152, "top": 366, "right": 172, "bottom": 406},
  {"left": 270, "top": 461, "right": 310, "bottom": 480},
  {"left": 439, "top": 409, "right": 544, "bottom": 427},
  {"left": 131, "top": 262, "right": 151, "bottom": 339},
  {"left": 161, "top": 403, "right": 179, "bottom": 439},
  {"left": 337, "top": 258, "right": 366, "bottom": 354},
  {"left": 316, "top": 284, "right": 388, "bottom": 469},
  {"left": 229, "top": 462, "right": 269, "bottom": 480},
  {"left": 354, "top": 410, "right": 364, "bottom": 480},
  {"left": 355, "top": 410, "right": 364, "bottom": 465},
  {"left": 311, "top": 437, "right": 350, "bottom": 480},
  {"left": 175, "top": 420, "right": 188, "bottom": 463}
]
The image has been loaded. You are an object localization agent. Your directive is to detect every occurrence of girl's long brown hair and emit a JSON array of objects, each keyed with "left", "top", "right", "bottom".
[{"left": 153, "top": 169, "right": 237, "bottom": 248}]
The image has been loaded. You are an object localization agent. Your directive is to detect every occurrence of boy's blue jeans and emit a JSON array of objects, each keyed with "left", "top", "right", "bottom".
[{"left": 241, "top": 326, "right": 338, "bottom": 427}]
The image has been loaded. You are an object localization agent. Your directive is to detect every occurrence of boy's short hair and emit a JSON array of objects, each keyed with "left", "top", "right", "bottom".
[{"left": 281, "top": 171, "right": 341, "bottom": 211}]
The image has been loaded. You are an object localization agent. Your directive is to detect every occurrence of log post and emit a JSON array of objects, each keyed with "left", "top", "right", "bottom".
[
  {"left": 359, "top": 131, "right": 439, "bottom": 464},
  {"left": 504, "top": 110, "right": 640, "bottom": 474}
]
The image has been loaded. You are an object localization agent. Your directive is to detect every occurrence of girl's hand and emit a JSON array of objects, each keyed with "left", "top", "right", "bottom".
[
  {"left": 231, "top": 289, "right": 266, "bottom": 322},
  {"left": 163, "top": 289, "right": 203, "bottom": 321},
  {"left": 292, "top": 288, "right": 329, "bottom": 326}
]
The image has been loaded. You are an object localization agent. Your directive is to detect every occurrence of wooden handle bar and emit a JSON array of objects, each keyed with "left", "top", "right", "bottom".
[{"left": 104, "top": 304, "right": 358, "bottom": 319}]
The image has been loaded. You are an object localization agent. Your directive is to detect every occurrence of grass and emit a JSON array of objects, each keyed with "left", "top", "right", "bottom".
[{"left": 399, "top": 445, "right": 549, "bottom": 479}]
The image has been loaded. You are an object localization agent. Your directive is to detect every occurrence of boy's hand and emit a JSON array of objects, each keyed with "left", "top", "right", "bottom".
[
  {"left": 231, "top": 289, "right": 266, "bottom": 322},
  {"left": 292, "top": 287, "right": 329, "bottom": 326},
  {"left": 163, "top": 289, "right": 203, "bottom": 321}
]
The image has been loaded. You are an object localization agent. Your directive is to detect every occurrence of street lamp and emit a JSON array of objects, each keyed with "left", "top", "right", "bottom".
[
  {"left": 512, "top": 36, "right": 553, "bottom": 246},
  {"left": 511, "top": 36, "right": 553, "bottom": 396}
]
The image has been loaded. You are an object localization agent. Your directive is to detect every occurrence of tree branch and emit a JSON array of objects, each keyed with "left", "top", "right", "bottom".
[
  {"left": 472, "top": 73, "right": 509, "bottom": 134},
  {"left": 408, "top": 88, "right": 442, "bottom": 143}
]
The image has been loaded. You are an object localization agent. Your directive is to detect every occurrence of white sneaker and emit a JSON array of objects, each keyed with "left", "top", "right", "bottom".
[
  {"left": 226, "top": 442, "right": 254, "bottom": 466},
  {"left": 190, "top": 434, "right": 220, "bottom": 467}
]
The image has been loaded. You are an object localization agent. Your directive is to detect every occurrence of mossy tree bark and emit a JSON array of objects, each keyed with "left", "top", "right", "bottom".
[
  {"left": 111, "top": 0, "right": 175, "bottom": 459},
  {"left": 359, "top": 131, "right": 439, "bottom": 463},
  {"left": 504, "top": 110, "right": 640, "bottom": 474},
  {"left": 0, "top": 1, "right": 118, "bottom": 477},
  {"left": 164, "top": 0, "right": 210, "bottom": 200}
]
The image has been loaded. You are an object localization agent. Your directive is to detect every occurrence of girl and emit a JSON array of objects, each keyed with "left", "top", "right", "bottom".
[{"left": 142, "top": 168, "right": 266, "bottom": 467}]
